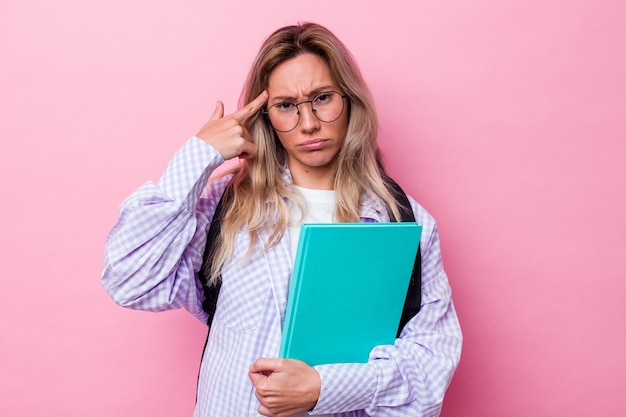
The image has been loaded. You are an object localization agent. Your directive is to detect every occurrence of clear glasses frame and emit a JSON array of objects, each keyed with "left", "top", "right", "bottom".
[{"left": 263, "top": 91, "right": 348, "bottom": 132}]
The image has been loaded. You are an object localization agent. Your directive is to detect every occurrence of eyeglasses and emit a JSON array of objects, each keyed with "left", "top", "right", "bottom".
[{"left": 263, "top": 91, "right": 348, "bottom": 132}]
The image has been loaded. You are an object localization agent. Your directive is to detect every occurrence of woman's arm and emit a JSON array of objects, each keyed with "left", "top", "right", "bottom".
[
  {"left": 101, "top": 137, "right": 228, "bottom": 322},
  {"left": 101, "top": 92, "right": 268, "bottom": 321}
]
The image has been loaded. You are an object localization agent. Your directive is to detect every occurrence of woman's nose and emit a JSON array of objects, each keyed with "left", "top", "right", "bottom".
[{"left": 297, "top": 102, "right": 320, "bottom": 132}]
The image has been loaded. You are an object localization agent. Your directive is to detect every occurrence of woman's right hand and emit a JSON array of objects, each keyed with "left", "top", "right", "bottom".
[{"left": 196, "top": 90, "right": 268, "bottom": 160}]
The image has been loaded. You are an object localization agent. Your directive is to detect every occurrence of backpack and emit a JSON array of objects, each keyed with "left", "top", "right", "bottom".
[{"left": 198, "top": 176, "right": 422, "bottom": 338}]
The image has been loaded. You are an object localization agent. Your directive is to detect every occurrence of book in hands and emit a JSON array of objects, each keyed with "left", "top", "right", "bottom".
[{"left": 279, "top": 222, "right": 422, "bottom": 366}]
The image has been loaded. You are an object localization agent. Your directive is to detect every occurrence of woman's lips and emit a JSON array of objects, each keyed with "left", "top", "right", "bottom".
[{"left": 298, "top": 139, "right": 328, "bottom": 151}]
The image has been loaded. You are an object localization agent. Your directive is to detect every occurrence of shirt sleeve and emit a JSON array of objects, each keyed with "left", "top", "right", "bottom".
[
  {"left": 101, "top": 136, "right": 228, "bottom": 323},
  {"left": 310, "top": 200, "right": 463, "bottom": 416}
]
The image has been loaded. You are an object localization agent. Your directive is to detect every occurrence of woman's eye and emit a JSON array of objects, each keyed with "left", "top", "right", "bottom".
[
  {"left": 314, "top": 93, "right": 332, "bottom": 104},
  {"left": 275, "top": 102, "right": 296, "bottom": 112}
]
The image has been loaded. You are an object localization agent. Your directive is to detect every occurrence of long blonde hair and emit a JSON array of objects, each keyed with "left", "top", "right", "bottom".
[{"left": 208, "top": 22, "right": 403, "bottom": 283}]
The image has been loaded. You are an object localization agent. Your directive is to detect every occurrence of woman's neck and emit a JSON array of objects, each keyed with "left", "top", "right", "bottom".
[{"left": 288, "top": 163, "right": 335, "bottom": 190}]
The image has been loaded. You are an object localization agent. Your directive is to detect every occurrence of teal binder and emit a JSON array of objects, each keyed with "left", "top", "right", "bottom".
[{"left": 279, "top": 222, "right": 422, "bottom": 366}]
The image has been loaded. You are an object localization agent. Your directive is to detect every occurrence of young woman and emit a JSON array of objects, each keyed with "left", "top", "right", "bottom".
[{"left": 102, "top": 22, "right": 462, "bottom": 417}]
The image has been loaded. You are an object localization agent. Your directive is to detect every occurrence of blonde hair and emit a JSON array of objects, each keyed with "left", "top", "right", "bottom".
[{"left": 208, "top": 22, "right": 403, "bottom": 283}]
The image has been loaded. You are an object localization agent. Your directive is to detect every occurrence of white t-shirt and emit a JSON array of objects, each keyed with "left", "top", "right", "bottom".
[{"left": 288, "top": 185, "right": 336, "bottom": 262}]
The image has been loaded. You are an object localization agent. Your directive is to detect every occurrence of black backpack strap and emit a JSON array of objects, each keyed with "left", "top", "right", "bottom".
[
  {"left": 198, "top": 180, "right": 235, "bottom": 326},
  {"left": 383, "top": 175, "right": 422, "bottom": 337}
]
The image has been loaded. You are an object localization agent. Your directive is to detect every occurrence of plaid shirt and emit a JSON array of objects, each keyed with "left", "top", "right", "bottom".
[{"left": 102, "top": 137, "right": 462, "bottom": 417}]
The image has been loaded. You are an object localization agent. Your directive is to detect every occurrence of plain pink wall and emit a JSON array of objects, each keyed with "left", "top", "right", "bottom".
[{"left": 1, "top": 1, "right": 624, "bottom": 416}]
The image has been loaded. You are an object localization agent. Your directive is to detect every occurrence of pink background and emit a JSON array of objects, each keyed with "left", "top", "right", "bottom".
[{"left": 1, "top": 1, "right": 625, "bottom": 416}]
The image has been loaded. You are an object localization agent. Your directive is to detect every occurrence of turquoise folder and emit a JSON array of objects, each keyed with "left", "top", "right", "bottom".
[{"left": 279, "top": 222, "right": 422, "bottom": 366}]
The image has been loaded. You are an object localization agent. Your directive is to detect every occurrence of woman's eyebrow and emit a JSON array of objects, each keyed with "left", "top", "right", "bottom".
[
  {"left": 270, "top": 94, "right": 297, "bottom": 102},
  {"left": 270, "top": 86, "right": 337, "bottom": 102}
]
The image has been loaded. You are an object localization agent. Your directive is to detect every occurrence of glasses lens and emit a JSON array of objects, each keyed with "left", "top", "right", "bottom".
[
  {"left": 267, "top": 92, "right": 345, "bottom": 132},
  {"left": 312, "top": 92, "right": 344, "bottom": 122},
  {"left": 267, "top": 102, "right": 299, "bottom": 132}
]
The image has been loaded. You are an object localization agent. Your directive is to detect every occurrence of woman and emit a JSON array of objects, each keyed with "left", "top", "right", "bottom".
[{"left": 102, "top": 22, "right": 462, "bottom": 417}]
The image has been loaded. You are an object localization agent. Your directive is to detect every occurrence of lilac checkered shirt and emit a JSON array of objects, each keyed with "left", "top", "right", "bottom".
[{"left": 102, "top": 137, "right": 462, "bottom": 417}]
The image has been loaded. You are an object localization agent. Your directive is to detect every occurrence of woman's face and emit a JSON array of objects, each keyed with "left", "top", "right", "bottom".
[{"left": 266, "top": 53, "right": 349, "bottom": 186}]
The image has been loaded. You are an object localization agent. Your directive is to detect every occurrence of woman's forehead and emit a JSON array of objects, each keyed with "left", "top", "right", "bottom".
[{"left": 267, "top": 53, "right": 337, "bottom": 99}]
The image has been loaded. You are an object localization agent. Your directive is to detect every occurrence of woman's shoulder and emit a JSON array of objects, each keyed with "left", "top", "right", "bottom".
[{"left": 406, "top": 194, "right": 438, "bottom": 234}]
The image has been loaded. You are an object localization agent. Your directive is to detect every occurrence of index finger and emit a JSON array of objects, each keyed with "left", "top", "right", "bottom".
[
  {"left": 249, "top": 357, "right": 280, "bottom": 374},
  {"left": 231, "top": 90, "right": 269, "bottom": 123}
]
